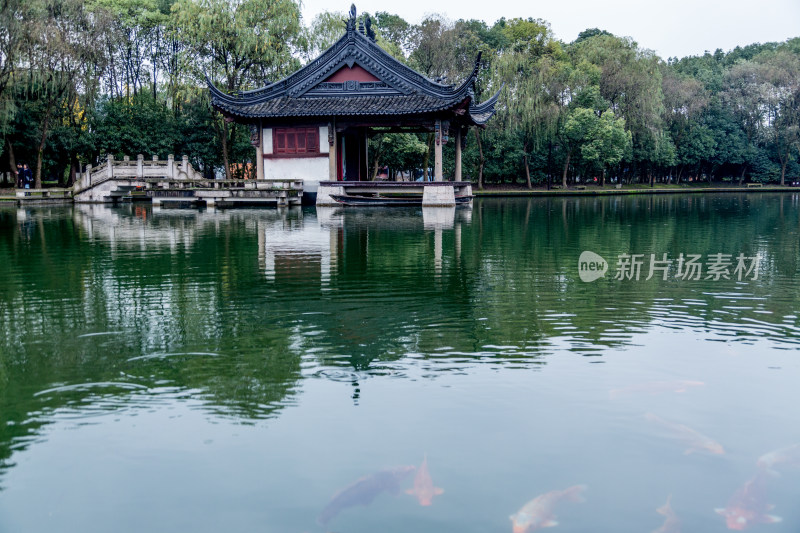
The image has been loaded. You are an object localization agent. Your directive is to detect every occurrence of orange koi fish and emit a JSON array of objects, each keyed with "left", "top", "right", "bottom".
[
  {"left": 645, "top": 413, "right": 725, "bottom": 455},
  {"left": 610, "top": 380, "right": 704, "bottom": 399},
  {"left": 652, "top": 495, "right": 680, "bottom": 533},
  {"left": 405, "top": 455, "right": 444, "bottom": 506},
  {"left": 510, "top": 485, "right": 586, "bottom": 533},
  {"left": 317, "top": 465, "right": 416, "bottom": 526},
  {"left": 715, "top": 471, "right": 782, "bottom": 530},
  {"left": 756, "top": 443, "right": 800, "bottom": 474}
]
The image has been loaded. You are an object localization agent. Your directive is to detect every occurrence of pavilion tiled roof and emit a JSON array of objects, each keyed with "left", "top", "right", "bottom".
[
  {"left": 208, "top": 5, "right": 499, "bottom": 126},
  {"left": 213, "top": 94, "right": 471, "bottom": 119}
]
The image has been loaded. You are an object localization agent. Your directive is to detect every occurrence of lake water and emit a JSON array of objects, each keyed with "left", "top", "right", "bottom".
[{"left": 0, "top": 195, "right": 798, "bottom": 533}]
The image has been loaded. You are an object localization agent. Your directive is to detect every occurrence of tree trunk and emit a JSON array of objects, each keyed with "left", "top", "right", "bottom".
[
  {"left": 6, "top": 139, "right": 17, "bottom": 187},
  {"left": 107, "top": 41, "right": 117, "bottom": 98},
  {"left": 220, "top": 118, "right": 231, "bottom": 180},
  {"left": 152, "top": 28, "right": 159, "bottom": 102},
  {"left": 739, "top": 164, "right": 746, "bottom": 186},
  {"left": 523, "top": 148, "right": 532, "bottom": 189},
  {"left": 547, "top": 141, "right": 553, "bottom": 190},
  {"left": 35, "top": 108, "right": 52, "bottom": 189},
  {"left": 780, "top": 159, "right": 787, "bottom": 186},
  {"left": 601, "top": 168, "right": 606, "bottom": 187},
  {"left": 561, "top": 151, "right": 571, "bottom": 188},
  {"left": 68, "top": 157, "right": 78, "bottom": 187},
  {"left": 475, "top": 129, "right": 484, "bottom": 190}
]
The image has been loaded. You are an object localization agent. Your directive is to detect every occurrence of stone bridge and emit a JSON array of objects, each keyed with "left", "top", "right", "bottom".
[{"left": 73, "top": 154, "right": 302, "bottom": 207}]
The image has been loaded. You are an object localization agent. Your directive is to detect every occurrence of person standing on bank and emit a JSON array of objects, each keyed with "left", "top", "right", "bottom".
[{"left": 22, "top": 163, "right": 32, "bottom": 189}]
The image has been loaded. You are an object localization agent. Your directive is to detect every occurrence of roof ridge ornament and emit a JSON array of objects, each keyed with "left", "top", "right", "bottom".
[
  {"left": 206, "top": 5, "right": 500, "bottom": 125},
  {"left": 365, "top": 15, "right": 376, "bottom": 41},
  {"left": 346, "top": 4, "right": 357, "bottom": 33}
]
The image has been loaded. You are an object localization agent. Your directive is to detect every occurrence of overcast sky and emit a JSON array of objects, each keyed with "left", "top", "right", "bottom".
[{"left": 299, "top": 0, "right": 800, "bottom": 59}]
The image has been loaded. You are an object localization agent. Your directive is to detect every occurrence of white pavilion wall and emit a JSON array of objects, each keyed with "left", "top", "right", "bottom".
[{"left": 262, "top": 126, "right": 330, "bottom": 195}]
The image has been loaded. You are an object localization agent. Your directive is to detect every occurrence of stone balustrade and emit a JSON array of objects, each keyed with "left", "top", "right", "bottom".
[{"left": 74, "top": 154, "right": 203, "bottom": 194}]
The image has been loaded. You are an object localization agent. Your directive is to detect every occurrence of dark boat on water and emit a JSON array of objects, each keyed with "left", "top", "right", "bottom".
[{"left": 330, "top": 194, "right": 473, "bottom": 206}]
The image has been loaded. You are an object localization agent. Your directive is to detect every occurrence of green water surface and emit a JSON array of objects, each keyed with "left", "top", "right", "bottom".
[{"left": 0, "top": 195, "right": 798, "bottom": 532}]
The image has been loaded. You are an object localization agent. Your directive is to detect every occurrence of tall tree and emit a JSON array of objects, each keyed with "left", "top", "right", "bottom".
[
  {"left": 171, "top": 0, "right": 301, "bottom": 179},
  {"left": 721, "top": 60, "right": 770, "bottom": 184},
  {"left": 661, "top": 66, "right": 714, "bottom": 182},
  {"left": 559, "top": 94, "right": 630, "bottom": 188},
  {"left": 19, "top": 0, "right": 105, "bottom": 187},
  {"left": 572, "top": 34, "right": 665, "bottom": 182},
  {"left": 0, "top": 0, "right": 37, "bottom": 177},
  {"left": 761, "top": 50, "right": 800, "bottom": 184},
  {"left": 497, "top": 18, "right": 569, "bottom": 188}
]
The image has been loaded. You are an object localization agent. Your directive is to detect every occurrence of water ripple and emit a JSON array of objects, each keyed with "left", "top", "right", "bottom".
[
  {"left": 126, "top": 352, "right": 222, "bottom": 362},
  {"left": 33, "top": 382, "right": 148, "bottom": 397}
]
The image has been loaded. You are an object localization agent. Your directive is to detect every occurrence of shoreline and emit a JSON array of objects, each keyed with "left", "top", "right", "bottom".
[
  {"left": 472, "top": 184, "right": 799, "bottom": 197},
  {"left": 2, "top": 184, "right": 799, "bottom": 206}
]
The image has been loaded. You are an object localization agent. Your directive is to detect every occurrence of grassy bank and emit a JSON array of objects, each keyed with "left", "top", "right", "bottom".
[{"left": 472, "top": 183, "right": 799, "bottom": 197}]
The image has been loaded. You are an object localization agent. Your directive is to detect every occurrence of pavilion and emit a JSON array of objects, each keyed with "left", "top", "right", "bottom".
[{"left": 207, "top": 5, "right": 499, "bottom": 205}]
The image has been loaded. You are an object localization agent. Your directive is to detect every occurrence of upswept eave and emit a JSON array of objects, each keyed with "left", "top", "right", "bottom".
[
  {"left": 206, "top": 5, "right": 496, "bottom": 124},
  {"left": 467, "top": 86, "right": 502, "bottom": 125},
  {"left": 206, "top": 9, "right": 481, "bottom": 103}
]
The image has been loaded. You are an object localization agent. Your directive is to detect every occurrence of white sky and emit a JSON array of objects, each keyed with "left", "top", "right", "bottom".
[{"left": 299, "top": 0, "right": 800, "bottom": 59}]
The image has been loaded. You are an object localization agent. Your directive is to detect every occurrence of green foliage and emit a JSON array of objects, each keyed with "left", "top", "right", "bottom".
[
  {"left": 0, "top": 2, "right": 798, "bottom": 187},
  {"left": 369, "top": 133, "right": 428, "bottom": 177},
  {"left": 575, "top": 28, "right": 613, "bottom": 43},
  {"left": 496, "top": 19, "right": 568, "bottom": 153},
  {"left": 170, "top": 0, "right": 301, "bottom": 90},
  {"left": 93, "top": 94, "right": 182, "bottom": 158},
  {"left": 572, "top": 33, "right": 665, "bottom": 169},
  {"left": 562, "top": 107, "right": 631, "bottom": 168},
  {"left": 373, "top": 11, "right": 413, "bottom": 54},
  {"left": 301, "top": 11, "right": 346, "bottom": 62},
  {"left": 749, "top": 147, "right": 782, "bottom": 182}
]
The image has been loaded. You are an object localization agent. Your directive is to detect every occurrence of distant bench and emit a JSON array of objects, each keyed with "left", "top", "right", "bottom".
[{"left": 746, "top": 183, "right": 763, "bottom": 188}]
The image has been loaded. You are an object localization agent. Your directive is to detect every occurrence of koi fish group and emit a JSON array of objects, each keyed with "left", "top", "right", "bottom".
[
  {"left": 317, "top": 454, "right": 443, "bottom": 526},
  {"left": 644, "top": 443, "right": 798, "bottom": 531},
  {"left": 714, "top": 443, "right": 800, "bottom": 530},
  {"left": 612, "top": 380, "right": 796, "bottom": 531},
  {"left": 314, "top": 374, "right": 797, "bottom": 532}
]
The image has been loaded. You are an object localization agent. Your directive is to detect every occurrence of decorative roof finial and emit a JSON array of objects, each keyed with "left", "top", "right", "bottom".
[
  {"left": 365, "top": 15, "right": 376, "bottom": 41},
  {"left": 347, "top": 4, "right": 357, "bottom": 32}
]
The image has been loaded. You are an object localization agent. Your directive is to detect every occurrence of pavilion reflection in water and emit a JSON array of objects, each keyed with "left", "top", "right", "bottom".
[
  {"left": 258, "top": 206, "right": 472, "bottom": 281},
  {"left": 67, "top": 203, "right": 471, "bottom": 282}
]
